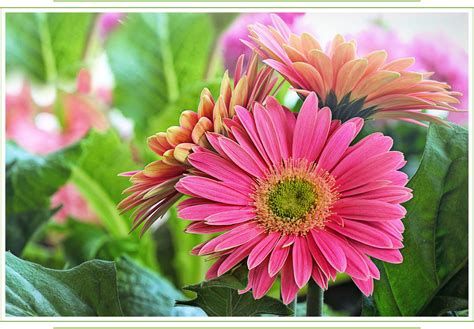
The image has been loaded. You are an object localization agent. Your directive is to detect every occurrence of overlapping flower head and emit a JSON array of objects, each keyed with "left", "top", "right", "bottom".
[
  {"left": 118, "top": 54, "right": 277, "bottom": 234},
  {"left": 176, "top": 93, "right": 411, "bottom": 303},
  {"left": 245, "top": 15, "right": 462, "bottom": 125}
]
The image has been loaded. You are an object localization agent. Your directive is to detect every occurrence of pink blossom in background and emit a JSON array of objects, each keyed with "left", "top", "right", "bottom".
[
  {"left": 351, "top": 26, "right": 468, "bottom": 124},
  {"left": 51, "top": 184, "right": 98, "bottom": 223},
  {"left": 350, "top": 25, "right": 408, "bottom": 61},
  {"left": 220, "top": 13, "right": 304, "bottom": 74},
  {"left": 6, "top": 72, "right": 109, "bottom": 222},
  {"left": 408, "top": 33, "right": 469, "bottom": 124},
  {"left": 98, "top": 13, "right": 125, "bottom": 39}
]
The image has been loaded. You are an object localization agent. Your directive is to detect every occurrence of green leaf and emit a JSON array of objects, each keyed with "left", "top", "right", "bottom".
[
  {"left": 70, "top": 130, "right": 138, "bottom": 237},
  {"left": 6, "top": 143, "right": 79, "bottom": 255},
  {"left": 369, "top": 123, "right": 468, "bottom": 316},
  {"left": 5, "top": 252, "right": 123, "bottom": 316},
  {"left": 181, "top": 267, "right": 292, "bottom": 316},
  {"left": 6, "top": 13, "right": 94, "bottom": 83},
  {"left": 106, "top": 13, "right": 215, "bottom": 132},
  {"left": 116, "top": 256, "right": 185, "bottom": 316},
  {"left": 68, "top": 130, "right": 160, "bottom": 271}
]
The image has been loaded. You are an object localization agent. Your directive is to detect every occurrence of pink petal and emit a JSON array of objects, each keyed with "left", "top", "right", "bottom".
[
  {"left": 266, "top": 97, "right": 292, "bottom": 159},
  {"left": 326, "top": 220, "right": 394, "bottom": 248},
  {"left": 206, "top": 132, "right": 231, "bottom": 160},
  {"left": 268, "top": 235, "right": 295, "bottom": 276},
  {"left": 186, "top": 222, "right": 237, "bottom": 235},
  {"left": 332, "top": 133, "right": 393, "bottom": 178},
  {"left": 292, "top": 236, "right": 313, "bottom": 288},
  {"left": 334, "top": 198, "right": 406, "bottom": 221},
  {"left": 337, "top": 239, "right": 371, "bottom": 280},
  {"left": 250, "top": 257, "right": 278, "bottom": 299},
  {"left": 318, "top": 122, "right": 357, "bottom": 172},
  {"left": 312, "top": 266, "right": 329, "bottom": 290},
  {"left": 310, "top": 230, "right": 347, "bottom": 272},
  {"left": 218, "top": 238, "right": 259, "bottom": 276},
  {"left": 306, "top": 231, "right": 336, "bottom": 278},
  {"left": 234, "top": 106, "right": 272, "bottom": 166},
  {"left": 341, "top": 180, "right": 391, "bottom": 197},
  {"left": 176, "top": 176, "right": 251, "bottom": 206},
  {"left": 353, "top": 277, "right": 374, "bottom": 296},
  {"left": 292, "top": 93, "right": 320, "bottom": 160},
  {"left": 337, "top": 152, "right": 405, "bottom": 191},
  {"left": 205, "top": 208, "right": 256, "bottom": 225},
  {"left": 188, "top": 151, "right": 254, "bottom": 187},
  {"left": 206, "top": 257, "right": 225, "bottom": 280},
  {"left": 352, "top": 241, "right": 403, "bottom": 264},
  {"left": 218, "top": 136, "right": 266, "bottom": 178},
  {"left": 214, "top": 223, "right": 264, "bottom": 252},
  {"left": 347, "top": 186, "right": 412, "bottom": 204},
  {"left": 247, "top": 232, "right": 280, "bottom": 269},
  {"left": 178, "top": 200, "right": 247, "bottom": 221},
  {"left": 280, "top": 254, "right": 300, "bottom": 305},
  {"left": 254, "top": 103, "right": 284, "bottom": 165}
]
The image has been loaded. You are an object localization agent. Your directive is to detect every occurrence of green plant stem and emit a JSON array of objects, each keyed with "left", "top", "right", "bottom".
[{"left": 306, "top": 279, "right": 323, "bottom": 316}]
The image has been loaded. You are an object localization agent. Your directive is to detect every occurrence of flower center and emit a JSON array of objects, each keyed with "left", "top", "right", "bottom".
[
  {"left": 267, "top": 178, "right": 316, "bottom": 220},
  {"left": 253, "top": 159, "right": 339, "bottom": 236}
]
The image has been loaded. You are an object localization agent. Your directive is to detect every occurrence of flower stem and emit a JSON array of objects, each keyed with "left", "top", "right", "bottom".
[{"left": 306, "top": 279, "right": 324, "bottom": 316}]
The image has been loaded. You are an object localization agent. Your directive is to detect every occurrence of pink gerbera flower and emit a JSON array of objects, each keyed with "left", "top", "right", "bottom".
[{"left": 175, "top": 93, "right": 411, "bottom": 303}]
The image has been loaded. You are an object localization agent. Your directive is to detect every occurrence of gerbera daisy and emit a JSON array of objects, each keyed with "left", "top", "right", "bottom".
[
  {"left": 175, "top": 93, "right": 411, "bottom": 303},
  {"left": 118, "top": 54, "right": 277, "bottom": 234},
  {"left": 245, "top": 15, "right": 462, "bottom": 126}
]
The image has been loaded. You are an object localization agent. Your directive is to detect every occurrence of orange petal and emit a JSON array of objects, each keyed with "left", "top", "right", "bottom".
[
  {"left": 174, "top": 142, "right": 196, "bottom": 163},
  {"left": 382, "top": 57, "right": 415, "bottom": 72},
  {"left": 331, "top": 42, "right": 356, "bottom": 81},
  {"left": 335, "top": 58, "right": 368, "bottom": 99},
  {"left": 193, "top": 116, "right": 214, "bottom": 147},
  {"left": 166, "top": 126, "right": 192, "bottom": 147},
  {"left": 352, "top": 71, "right": 400, "bottom": 100},
  {"left": 179, "top": 110, "right": 199, "bottom": 130},
  {"left": 229, "top": 76, "right": 249, "bottom": 117},
  {"left": 308, "top": 49, "right": 333, "bottom": 95}
]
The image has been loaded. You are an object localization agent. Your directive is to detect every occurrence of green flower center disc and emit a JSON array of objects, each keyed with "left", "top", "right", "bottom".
[{"left": 267, "top": 178, "right": 316, "bottom": 220}]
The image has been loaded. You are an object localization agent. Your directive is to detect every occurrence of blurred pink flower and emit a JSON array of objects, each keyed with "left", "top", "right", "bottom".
[
  {"left": 408, "top": 34, "right": 468, "bottom": 124},
  {"left": 220, "top": 13, "right": 304, "bottom": 74},
  {"left": 6, "top": 71, "right": 109, "bottom": 222},
  {"left": 51, "top": 184, "right": 98, "bottom": 223},
  {"left": 98, "top": 13, "right": 125, "bottom": 39},
  {"left": 352, "top": 26, "right": 468, "bottom": 124}
]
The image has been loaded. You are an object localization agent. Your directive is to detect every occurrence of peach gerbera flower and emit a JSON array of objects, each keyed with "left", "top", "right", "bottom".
[
  {"left": 245, "top": 15, "right": 462, "bottom": 126},
  {"left": 119, "top": 54, "right": 277, "bottom": 234}
]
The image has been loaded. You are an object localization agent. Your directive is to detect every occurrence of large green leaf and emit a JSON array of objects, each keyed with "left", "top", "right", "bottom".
[
  {"left": 369, "top": 123, "right": 468, "bottom": 316},
  {"left": 6, "top": 143, "right": 79, "bottom": 255},
  {"left": 106, "top": 13, "right": 215, "bottom": 130},
  {"left": 181, "top": 266, "right": 292, "bottom": 316},
  {"left": 116, "top": 256, "right": 186, "bottom": 316},
  {"left": 6, "top": 13, "right": 94, "bottom": 83},
  {"left": 5, "top": 252, "right": 123, "bottom": 316}
]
